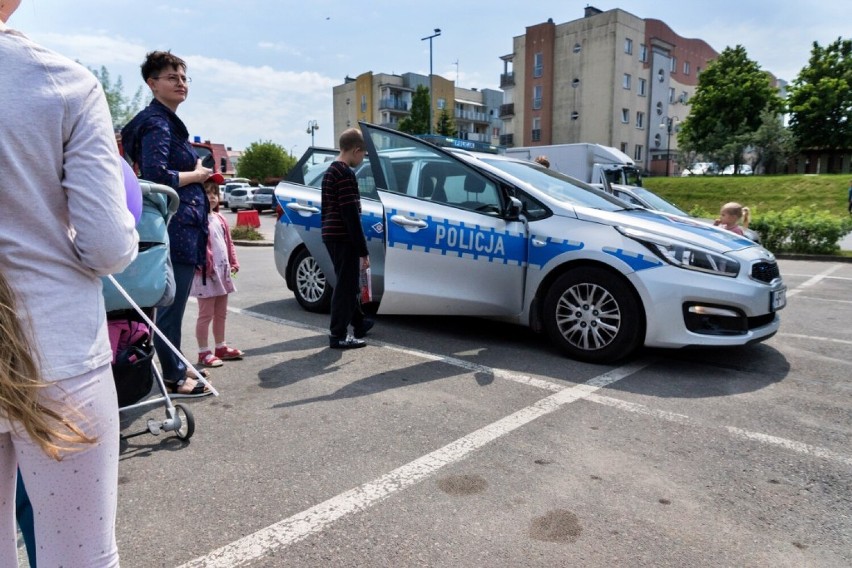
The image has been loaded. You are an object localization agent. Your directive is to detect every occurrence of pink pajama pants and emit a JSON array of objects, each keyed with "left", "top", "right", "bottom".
[
  {"left": 196, "top": 294, "right": 230, "bottom": 349},
  {"left": 0, "top": 364, "right": 120, "bottom": 567}
]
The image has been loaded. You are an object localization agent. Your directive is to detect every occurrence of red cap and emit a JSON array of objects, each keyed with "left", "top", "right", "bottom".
[{"left": 207, "top": 172, "right": 226, "bottom": 185}]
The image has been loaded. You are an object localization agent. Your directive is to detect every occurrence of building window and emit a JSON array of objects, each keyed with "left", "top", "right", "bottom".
[
  {"left": 620, "top": 142, "right": 628, "bottom": 153},
  {"left": 638, "top": 78, "right": 647, "bottom": 96},
  {"left": 639, "top": 44, "right": 648, "bottom": 62},
  {"left": 669, "top": 87, "right": 675, "bottom": 103},
  {"left": 622, "top": 73, "right": 631, "bottom": 90},
  {"left": 360, "top": 95, "right": 367, "bottom": 113},
  {"left": 532, "top": 85, "right": 542, "bottom": 110},
  {"left": 657, "top": 69, "right": 665, "bottom": 83},
  {"left": 621, "top": 108, "right": 629, "bottom": 123},
  {"left": 532, "top": 117, "right": 541, "bottom": 142},
  {"left": 533, "top": 52, "right": 543, "bottom": 78},
  {"left": 680, "top": 91, "right": 688, "bottom": 104},
  {"left": 670, "top": 57, "right": 677, "bottom": 73},
  {"left": 636, "top": 111, "right": 645, "bottom": 129},
  {"left": 571, "top": 111, "right": 580, "bottom": 120},
  {"left": 437, "top": 98, "right": 446, "bottom": 110},
  {"left": 573, "top": 43, "right": 582, "bottom": 54},
  {"left": 683, "top": 61, "right": 690, "bottom": 75},
  {"left": 654, "top": 133, "right": 662, "bottom": 148},
  {"left": 624, "top": 38, "right": 633, "bottom": 55},
  {"left": 571, "top": 78, "right": 580, "bottom": 88},
  {"left": 656, "top": 101, "right": 663, "bottom": 115},
  {"left": 634, "top": 145, "right": 643, "bottom": 161},
  {"left": 696, "top": 66, "right": 702, "bottom": 76}
]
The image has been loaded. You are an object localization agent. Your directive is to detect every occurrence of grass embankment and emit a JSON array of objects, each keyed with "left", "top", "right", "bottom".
[{"left": 643, "top": 174, "right": 850, "bottom": 218}]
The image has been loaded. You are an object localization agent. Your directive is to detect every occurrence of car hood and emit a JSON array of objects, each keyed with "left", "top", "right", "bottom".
[{"left": 571, "top": 206, "right": 757, "bottom": 253}]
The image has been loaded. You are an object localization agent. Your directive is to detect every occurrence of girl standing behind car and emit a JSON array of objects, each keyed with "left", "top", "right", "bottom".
[
  {"left": 714, "top": 202, "right": 750, "bottom": 236},
  {"left": 192, "top": 176, "right": 244, "bottom": 367}
]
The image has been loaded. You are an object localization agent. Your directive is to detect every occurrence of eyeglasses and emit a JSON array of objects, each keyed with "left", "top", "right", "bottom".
[{"left": 153, "top": 74, "right": 191, "bottom": 85}]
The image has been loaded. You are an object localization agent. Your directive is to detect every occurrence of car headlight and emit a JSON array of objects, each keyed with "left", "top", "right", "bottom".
[{"left": 617, "top": 226, "right": 740, "bottom": 277}]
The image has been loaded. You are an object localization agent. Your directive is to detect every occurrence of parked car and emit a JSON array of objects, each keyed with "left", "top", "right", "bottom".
[
  {"left": 221, "top": 181, "right": 250, "bottom": 208},
  {"left": 248, "top": 186, "right": 276, "bottom": 212},
  {"left": 274, "top": 122, "right": 785, "bottom": 363},
  {"left": 227, "top": 186, "right": 256, "bottom": 212},
  {"left": 721, "top": 164, "right": 753, "bottom": 175},
  {"left": 681, "top": 162, "right": 719, "bottom": 176},
  {"left": 606, "top": 184, "right": 761, "bottom": 243}
]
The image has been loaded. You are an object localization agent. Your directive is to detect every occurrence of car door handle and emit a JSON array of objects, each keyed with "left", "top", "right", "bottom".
[
  {"left": 390, "top": 215, "right": 428, "bottom": 230},
  {"left": 531, "top": 238, "right": 547, "bottom": 247},
  {"left": 286, "top": 203, "right": 320, "bottom": 215}
]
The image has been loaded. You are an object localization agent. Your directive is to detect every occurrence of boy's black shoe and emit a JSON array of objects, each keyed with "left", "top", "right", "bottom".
[
  {"left": 353, "top": 319, "right": 374, "bottom": 339},
  {"left": 329, "top": 335, "right": 366, "bottom": 349}
]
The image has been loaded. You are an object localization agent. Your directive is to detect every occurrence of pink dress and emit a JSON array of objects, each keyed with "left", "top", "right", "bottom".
[{"left": 191, "top": 212, "right": 238, "bottom": 298}]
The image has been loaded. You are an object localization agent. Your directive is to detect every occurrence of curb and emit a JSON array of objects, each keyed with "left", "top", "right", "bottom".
[
  {"left": 233, "top": 239, "right": 273, "bottom": 247},
  {"left": 776, "top": 253, "right": 852, "bottom": 263}
]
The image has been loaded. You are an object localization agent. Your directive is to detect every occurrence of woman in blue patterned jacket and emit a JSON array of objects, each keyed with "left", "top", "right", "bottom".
[{"left": 121, "top": 50, "right": 213, "bottom": 396}]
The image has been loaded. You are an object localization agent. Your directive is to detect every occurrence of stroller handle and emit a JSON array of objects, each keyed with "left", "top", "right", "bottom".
[{"left": 139, "top": 182, "right": 180, "bottom": 221}]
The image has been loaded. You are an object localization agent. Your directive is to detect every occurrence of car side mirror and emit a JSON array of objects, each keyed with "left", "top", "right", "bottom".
[
  {"left": 504, "top": 196, "right": 523, "bottom": 220},
  {"left": 201, "top": 154, "right": 215, "bottom": 169}
]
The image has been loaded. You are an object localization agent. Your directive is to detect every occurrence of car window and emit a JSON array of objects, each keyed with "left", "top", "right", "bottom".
[
  {"left": 613, "top": 190, "right": 644, "bottom": 207},
  {"left": 367, "top": 129, "right": 501, "bottom": 214},
  {"left": 479, "top": 157, "right": 626, "bottom": 212}
]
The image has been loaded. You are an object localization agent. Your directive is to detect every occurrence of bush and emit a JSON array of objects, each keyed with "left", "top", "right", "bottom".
[
  {"left": 750, "top": 206, "right": 852, "bottom": 254},
  {"left": 230, "top": 225, "right": 264, "bottom": 241}
]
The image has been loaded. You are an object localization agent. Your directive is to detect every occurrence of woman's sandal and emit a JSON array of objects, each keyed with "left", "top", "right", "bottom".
[{"left": 166, "top": 377, "right": 212, "bottom": 398}]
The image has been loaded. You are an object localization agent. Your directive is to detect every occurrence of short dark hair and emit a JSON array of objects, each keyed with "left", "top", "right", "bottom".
[
  {"left": 339, "top": 128, "right": 364, "bottom": 152},
  {"left": 140, "top": 50, "right": 187, "bottom": 81}
]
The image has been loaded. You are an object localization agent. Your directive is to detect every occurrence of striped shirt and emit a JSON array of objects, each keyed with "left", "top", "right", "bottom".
[{"left": 321, "top": 160, "right": 368, "bottom": 256}]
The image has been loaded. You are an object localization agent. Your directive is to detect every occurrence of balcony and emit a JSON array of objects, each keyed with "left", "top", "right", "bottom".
[
  {"left": 454, "top": 109, "right": 490, "bottom": 124},
  {"left": 500, "top": 72, "right": 515, "bottom": 88},
  {"left": 499, "top": 134, "right": 514, "bottom": 146},
  {"left": 499, "top": 103, "right": 514, "bottom": 118},
  {"left": 378, "top": 98, "right": 409, "bottom": 112}
]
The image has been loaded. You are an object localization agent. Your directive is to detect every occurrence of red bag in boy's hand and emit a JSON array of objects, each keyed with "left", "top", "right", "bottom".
[{"left": 360, "top": 266, "right": 372, "bottom": 304}]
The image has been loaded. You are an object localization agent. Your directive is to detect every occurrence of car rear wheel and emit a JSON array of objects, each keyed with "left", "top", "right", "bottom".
[
  {"left": 292, "top": 248, "right": 332, "bottom": 312},
  {"left": 542, "top": 267, "right": 642, "bottom": 363}
]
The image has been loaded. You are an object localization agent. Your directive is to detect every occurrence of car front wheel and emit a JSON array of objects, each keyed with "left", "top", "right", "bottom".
[
  {"left": 291, "top": 248, "right": 332, "bottom": 312},
  {"left": 542, "top": 267, "right": 642, "bottom": 363}
]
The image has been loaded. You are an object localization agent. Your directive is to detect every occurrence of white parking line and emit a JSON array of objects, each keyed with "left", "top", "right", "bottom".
[
  {"left": 786, "top": 264, "right": 844, "bottom": 298},
  {"left": 178, "top": 360, "right": 651, "bottom": 567}
]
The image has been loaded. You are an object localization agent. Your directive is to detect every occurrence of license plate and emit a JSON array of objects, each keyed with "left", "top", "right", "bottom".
[{"left": 770, "top": 287, "right": 786, "bottom": 312}]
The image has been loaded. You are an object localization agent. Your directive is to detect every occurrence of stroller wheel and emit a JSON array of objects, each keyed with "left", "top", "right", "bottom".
[{"left": 174, "top": 403, "right": 195, "bottom": 440}]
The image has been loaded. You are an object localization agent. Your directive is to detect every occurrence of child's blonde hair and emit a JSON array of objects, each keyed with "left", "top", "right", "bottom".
[
  {"left": 0, "top": 273, "right": 95, "bottom": 460},
  {"left": 721, "top": 202, "right": 750, "bottom": 227}
]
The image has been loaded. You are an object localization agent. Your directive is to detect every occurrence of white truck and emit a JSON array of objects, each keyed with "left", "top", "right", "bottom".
[{"left": 505, "top": 143, "right": 643, "bottom": 187}]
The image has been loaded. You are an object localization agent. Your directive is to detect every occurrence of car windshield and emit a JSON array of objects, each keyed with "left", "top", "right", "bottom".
[
  {"left": 478, "top": 157, "right": 628, "bottom": 211},
  {"left": 628, "top": 187, "right": 689, "bottom": 216}
]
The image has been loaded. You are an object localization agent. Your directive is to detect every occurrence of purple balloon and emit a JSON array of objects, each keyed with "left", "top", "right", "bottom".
[{"left": 120, "top": 158, "right": 143, "bottom": 223}]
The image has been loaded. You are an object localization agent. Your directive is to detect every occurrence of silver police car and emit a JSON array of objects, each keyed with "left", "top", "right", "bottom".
[{"left": 274, "top": 123, "right": 785, "bottom": 363}]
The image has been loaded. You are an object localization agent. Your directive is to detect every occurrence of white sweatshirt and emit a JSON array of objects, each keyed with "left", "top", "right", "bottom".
[{"left": 0, "top": 23, "right": 138, "bottom": 380}]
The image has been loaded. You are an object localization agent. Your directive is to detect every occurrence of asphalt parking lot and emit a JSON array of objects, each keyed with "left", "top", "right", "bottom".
[{"left": 96, "top": 234, "right": 852, "bottom": 568}]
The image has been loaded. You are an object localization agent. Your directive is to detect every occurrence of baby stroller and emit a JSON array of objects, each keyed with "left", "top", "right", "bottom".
[{"left": 102, "top": 181, "right": 215, "bottom": 441}]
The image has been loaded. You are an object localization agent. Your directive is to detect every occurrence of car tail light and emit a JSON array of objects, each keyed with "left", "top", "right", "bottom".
[{"left": 275, "top": 203, "right": 284, "bottom": 220}]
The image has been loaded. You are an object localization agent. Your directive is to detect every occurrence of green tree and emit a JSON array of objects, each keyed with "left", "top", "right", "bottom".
[
  {"left": 678, "top": 45, "right": 783, "bottom": 171},
  {"left": 435, "top": 108, "right": 456, "bottom": 136},
  {"left": 236, "top": 140, "right": 294, "bottom": 183},
  {"left": 398, "top": 85, "right": 431, "bottom": 134},
  {"left": 89, "top": 66, "right": 147, "bottom": 129},
  {"left": 750, "top": 108, "right": 794, "bottom": 174},
  {"left": 786, "top": 37, "right": 852, "bottom": 152}
]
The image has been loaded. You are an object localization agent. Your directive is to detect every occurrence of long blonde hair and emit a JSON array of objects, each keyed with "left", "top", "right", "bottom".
[
  {"left": 0, "top": 272, "right": 95, "bottom": 460},
  {"left": 721, "top": 202, "right": 751, "bottom": 228}
]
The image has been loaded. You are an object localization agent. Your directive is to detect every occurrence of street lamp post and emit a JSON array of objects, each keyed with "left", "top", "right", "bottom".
[
  {"left": 306, "top": 120, "right": 319, "bottom": 147},
  {"left": 289, "top": 144, "right": 298, "bottom": 158},
  {"left": 661, "top": 116, "right": 679, "bottom": 176},
  {"left": 421, "top": 28, "right": 441, "bottom": 135}
]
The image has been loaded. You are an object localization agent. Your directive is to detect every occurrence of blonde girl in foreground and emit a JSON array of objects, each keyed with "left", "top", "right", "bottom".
[{"left": 714, "top": 201, "right": 750, "bottom": 236}]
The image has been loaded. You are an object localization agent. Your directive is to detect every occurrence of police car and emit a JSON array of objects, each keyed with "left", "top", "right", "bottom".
[{"left": 273, "top": 122, "right": 785, "bottom": 362}]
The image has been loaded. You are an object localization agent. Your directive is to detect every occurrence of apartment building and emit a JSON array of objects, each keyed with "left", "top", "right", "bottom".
[
  {"left": 332, "top": 71, "right": 503, "bottom": 147},
  {"left": 501, "top": 6, "right": 718, "bottom": 175}
]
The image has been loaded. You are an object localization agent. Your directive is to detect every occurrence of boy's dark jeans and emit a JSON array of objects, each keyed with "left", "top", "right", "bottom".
[{"left": 325, "top": 241, "right": 364, "bottom": 339}]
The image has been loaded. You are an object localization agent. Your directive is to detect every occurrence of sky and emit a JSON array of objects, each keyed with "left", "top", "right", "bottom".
[{"left": 7, "top": 1, "right": 848, "bottom": 153}]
